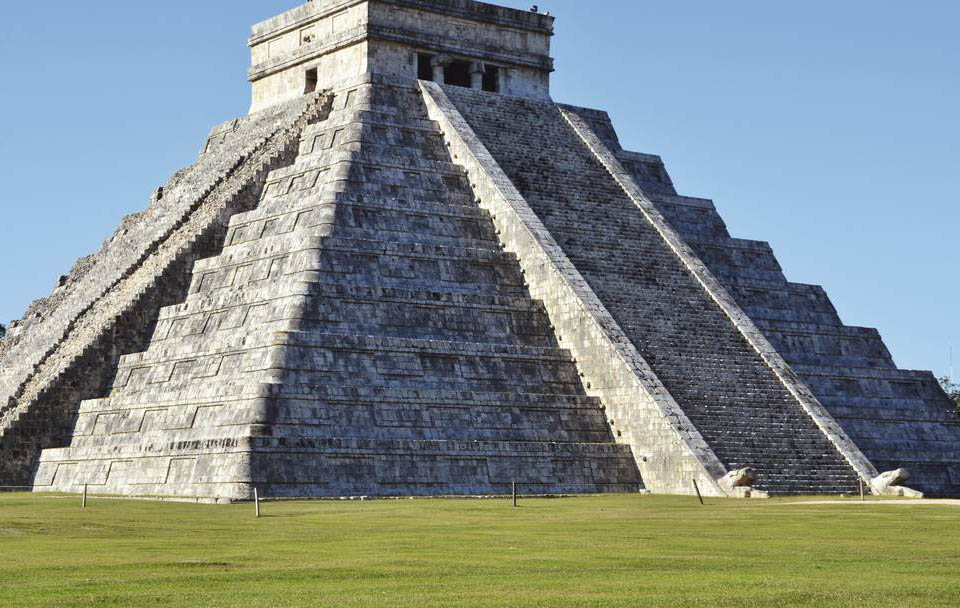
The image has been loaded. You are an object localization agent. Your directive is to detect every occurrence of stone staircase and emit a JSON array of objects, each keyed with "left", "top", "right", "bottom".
[
  {"left": 635, "top": 188, "right": 960, "bottom": 496},
  {"left": 34, "top": 79, "right": 641, "bottom": 499},
  {"left": 445, "top": 86, "right": 863, "bottom": 495}
]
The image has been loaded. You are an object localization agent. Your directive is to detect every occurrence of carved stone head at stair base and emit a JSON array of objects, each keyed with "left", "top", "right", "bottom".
[{"left": 871, "top": 468, "right": 924, "bottom": 498}]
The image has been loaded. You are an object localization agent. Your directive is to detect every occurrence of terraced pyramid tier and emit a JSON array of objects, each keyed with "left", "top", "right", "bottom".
[
  {"left": 6, "top": 0, "right": 954, "bottom": 499},
  {"left": 0, "top": 93, "right": 330, "bottom": 486},
  {"left": 441, "top": 85, "right": 864, "bottom": 496},
  {"left": 33, "top": 79, "right": 641, "bottom": 500},
  {"left": 570, "top": 107, "right": 960, "bottom": 497}
]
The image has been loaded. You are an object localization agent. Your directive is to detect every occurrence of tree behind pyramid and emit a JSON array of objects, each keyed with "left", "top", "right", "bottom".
[{"left": 1, "top": 0, "right": 956, "bottom": 501}]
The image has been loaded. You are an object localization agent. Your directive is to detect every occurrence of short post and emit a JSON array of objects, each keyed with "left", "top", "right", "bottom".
[
  {"left": 859, "top": 478, "right": 865, "bottom": 501},
  {"left": 82, "top": 484, "right": 88, "bottom": 509},
  {"left": 512, "top": 482, "right": 517, "bottom": 508},
  {"left": 254, "top": 487, "right": 261, "bottom": 518},
  {"left": 692, "top": 479, "right": 704, "bottom": 506}
]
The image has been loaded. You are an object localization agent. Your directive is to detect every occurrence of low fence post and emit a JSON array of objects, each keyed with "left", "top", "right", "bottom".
[
  {"left": 692, "top": 479, "right": 704, "bottom": 505},
  {"left": 82, "top": 484, "right": 88, "bottom": 509},
  {"left": 254, "top": 487, "right": 261, "bottom": 518}
]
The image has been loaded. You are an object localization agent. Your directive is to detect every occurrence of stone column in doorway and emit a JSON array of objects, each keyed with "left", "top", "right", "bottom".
[
  {"left": 470, "top": 62, "right": 486, "bottom": 90},
  {"left": 431, "top": 54, "right": 453, "bottom": 85}
]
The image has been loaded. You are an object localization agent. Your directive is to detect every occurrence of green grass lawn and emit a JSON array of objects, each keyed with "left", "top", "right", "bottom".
[{"left": 1, "top": 492, "right": 958, "bottom": 607}]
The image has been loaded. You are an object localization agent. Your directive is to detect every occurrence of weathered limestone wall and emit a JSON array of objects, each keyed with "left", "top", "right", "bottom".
[
  {"left": 555, "top": 104, "right": 960, "bottom": 496},
  {"left": 590, "top": 117, "right": 960, "bottom": 496},
  {"left": 438, "top": 84, "right": 869, "bottom": 495},
  {"left": 35, "top": 77, "right": 640, "bottom": 500},
  {"left": 249, "top": 1, "right": 369, "bottom": 113},
  {"left": 250, "top": 41, "right": 369, "bottom": 114},
  {"left": 248, "top": 0, "right": 553, "bottom": 113},
  {"left": 365, "top": 1, "right": 551, "bottom": 98},
  {"left": 0, "top": 93, "right": 331, "bottom": 486},
  {"left": 420, "top": 81, "right": 728, "bottom": 496},
  {"left": 12, "top": 0, "right": 954, "bottom": 498},
  {"left": 1, "top": 97, "right": 321, "bottom": 411},
  {"left": 558, "top": 105, "right": 879, "bottom": 485}
]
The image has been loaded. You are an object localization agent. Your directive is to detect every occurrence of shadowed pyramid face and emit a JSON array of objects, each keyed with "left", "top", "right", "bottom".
[
  {"left": 247, "top": 0, "right": 555, "bottom": 113},
  {"left": 31, "top": 80, "right": 643, "bottom": 500}
]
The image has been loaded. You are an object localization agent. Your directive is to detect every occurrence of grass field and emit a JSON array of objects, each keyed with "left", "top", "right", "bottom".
[{"left": 1, "top": 492, "right": 958, "bottom": 607}]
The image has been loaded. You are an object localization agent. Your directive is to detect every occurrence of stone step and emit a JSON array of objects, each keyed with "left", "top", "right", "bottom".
[
  {"left": 826, "top": 399, "right": 960, "bottom": 422},
  {"left": 303, "top": 271, "right": 529, "bottom": 298},
  {"left": 740, "top": 306, "right": 843, "bottom": 327},
  {"left": 778, "top": 351, "right": 895, "bottom": 370},
  {"left": 262, "top": 150, "right": 350, "bottom": 184},
  {"left": 188, "top": 236, "right": 527, "bottom": 296},
  {"left": 344, "top": 152, "right": 468, "bottom": 177},
  {"left": 695, "top": 425, "right": 836, "bottom": 439},
  {"left": 687, "top": 238, "right": 782, "bottom": 274},
  {"left": 220, "top": 210, "right": 503, "bottom": 259},
  {"left": 330, "top": 189, "right": 481, "bottom": 209},
  {"left": 713, "top": 267, "right": 795, "bottom": 284},
  {"left": 161, "top": 278, "right": 546, "bottom": 323},
  {"left": 298, "top": 290, "right": 555, "bottom": 347},
  {"left": 300, "top": 133, "right": 450, "bottom": 164},
  {"left": 302, "top": 108, "right": 438, "bottom": 134},
  {"left": 842, "top": 438, "right": 960, "bottom": 461},
  {"left": 260, "top": 176, "right": 477, "bottom": 212},
  {"left": 73, "top": 384, "right": 605, "bottom": 415},
  {"left": 647, "top": 194, "right": 728, "bottom": 239},
  {"left": 39, "top": 433, "right": 638, "bottom": 464},
  {"left": 330, "top": 178, "right": 470, "bottom": 201},
  {"left": 110, "top": 332, "right": 583, "bottom": 397},
  {"left": 753, "top": 319, "right": 882, "bottom": 339},
  {"left": 228, "top": 192, "right": 493, "bottom": 234},
  {"left": 66, "top": 397, "right": 615, "bottom": 446},
  {"left": 301, "top": 114, "right": 443, "bottom": 143},
  {"left": 226, "top": 192, "right": 484, "bottom": 245},
  {"left": 36, "top": 435, "right": 642, "bottom": 498},
  {"left": 274, "top": 145, "right": 470, "bottom": 183},
  {"left": 792, "top": 363, "right": 938, "bottom": 383}
]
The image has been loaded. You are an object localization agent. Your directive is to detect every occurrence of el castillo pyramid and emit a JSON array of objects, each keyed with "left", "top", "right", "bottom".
[{"left": 1, "top": 0, "right": 957, "bottom": 501}]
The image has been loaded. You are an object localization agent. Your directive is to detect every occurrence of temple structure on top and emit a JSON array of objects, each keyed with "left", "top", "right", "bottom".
[
  {"left": 0, "top": 0, "right": 955, "bottom": 501},
  {"left": 248, "top": 0, "right": 554, "bottom": 112}
]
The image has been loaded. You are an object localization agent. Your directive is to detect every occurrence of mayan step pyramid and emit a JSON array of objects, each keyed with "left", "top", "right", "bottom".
[{"left": 1, "top": 0, "right": 956, "bottom": 500}]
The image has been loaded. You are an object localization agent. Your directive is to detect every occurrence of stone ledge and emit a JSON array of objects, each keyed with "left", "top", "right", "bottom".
[{"left": 250, "top": 0, "right": 553, "bottom": 45}]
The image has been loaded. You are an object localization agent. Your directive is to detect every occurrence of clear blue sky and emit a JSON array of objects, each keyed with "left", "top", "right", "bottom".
[{"left": 0, "top": 1, "right": 957, "bottom": 378}]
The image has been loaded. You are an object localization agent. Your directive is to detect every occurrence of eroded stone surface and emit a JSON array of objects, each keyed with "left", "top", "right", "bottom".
[
  {"left": 32, "top": 78, "right": 641, "bottom": 499},
  {"left": 872, "top": 469, "right": 924, "bottom": 498},
  {"left": 0, "top": 0, "right": 954, "bottom": 499},
  {"left": 719, "top": 468, "right": 758, "bottom": 494},
  {"left": 439, "top": 85, "right": 864, "bottom": 496}
]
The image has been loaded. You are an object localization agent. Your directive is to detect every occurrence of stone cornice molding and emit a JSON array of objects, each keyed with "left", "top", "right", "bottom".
[
  {"left": 250, "top": 0, "right": 553, "bottom": 46},
  {"left": 249, "top": 24, "right": 553, "bottom": 82}
]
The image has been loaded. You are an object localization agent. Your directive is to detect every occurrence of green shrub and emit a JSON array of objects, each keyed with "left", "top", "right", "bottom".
[{"left": 940, "top": 376, "right": 960, "bottom": 411}]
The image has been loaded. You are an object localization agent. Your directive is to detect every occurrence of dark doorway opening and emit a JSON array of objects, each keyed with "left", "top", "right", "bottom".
[
  {"left": 482, "top": 66, "right": 500, "bottom": 93},
  {"left": 443, "top": 60, "right": 472, "bottom": 88},
  {"left": 304, "top": 68, "right": 318, "bottom": 94},
  {"left": 417, "top": 54, "right": 435, "bottom": 80}
]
